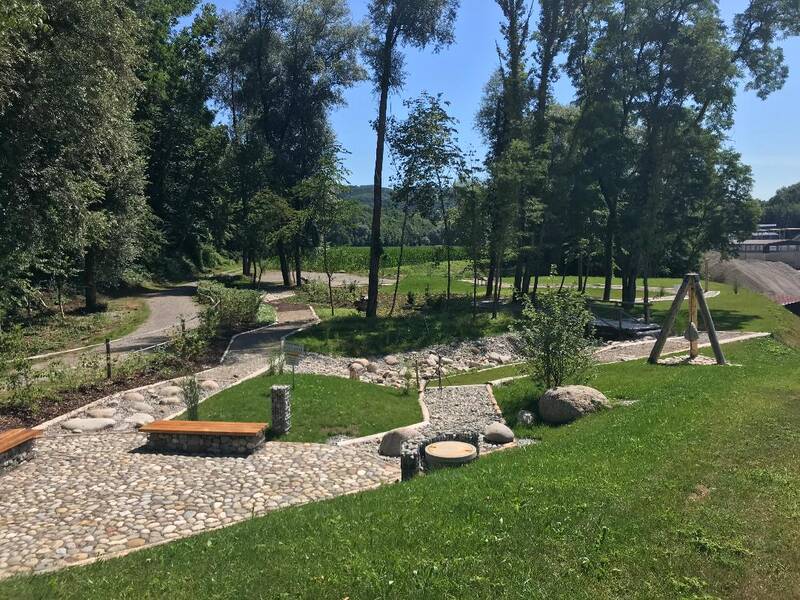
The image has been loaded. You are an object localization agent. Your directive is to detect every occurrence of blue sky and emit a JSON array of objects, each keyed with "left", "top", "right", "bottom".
[{"left": 206, "top": 0, "right": 800, "bottom": 200}]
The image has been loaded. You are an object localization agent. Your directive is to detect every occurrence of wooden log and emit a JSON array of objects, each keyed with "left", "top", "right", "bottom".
[
  {"left": 692, "top": 274, "right": 726, "bottom": 365},
  {"left": 688, "top": 282, "right": 699, "bottom": 358},
  {"left": 648, "top": 275, "right": 692, "bottom": 364}
]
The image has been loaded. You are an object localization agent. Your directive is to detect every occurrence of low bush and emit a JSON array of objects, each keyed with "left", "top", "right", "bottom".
[
  {"left": 515, "top": 290, "right": 596, "bottom": 389},
  {"left": 197, "top": 281, "right": 270, "bottom": 331}
]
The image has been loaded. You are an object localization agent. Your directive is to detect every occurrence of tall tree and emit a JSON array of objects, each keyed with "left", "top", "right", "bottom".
[{"left": 363, "top": 0, "right": 459, "bottom": 317}]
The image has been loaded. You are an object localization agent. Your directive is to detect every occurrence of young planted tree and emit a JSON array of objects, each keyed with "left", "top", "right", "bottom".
[
  {"left": 295, "top": 147, "right": 355, "bottom": 316},
  {"left": 515, "top": 290, "right": 595, "bottom": 389},
  {"left": 363, "top": 0, "right": 460, "bottom": 318},
  {"left": 388, "top": 93, "right": 464, "bottom": 310},
  {"left": 454, "top": 178, "right": 488, "bottom": 319}
]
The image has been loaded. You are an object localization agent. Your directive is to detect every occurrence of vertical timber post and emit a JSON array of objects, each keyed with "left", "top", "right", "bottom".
[
  {"left": 693, "top": 274, "right": 726, "bottom": 365},
  {"left": 105, "top": 338, "right": 112, "bottom": 379}
]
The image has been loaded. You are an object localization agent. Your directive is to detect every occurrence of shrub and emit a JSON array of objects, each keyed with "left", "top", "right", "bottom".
[
  {"left": 515, "top": 290, "right": 596, "bottom": 389},
  {"left": 181, "top": 376, "right": 201, "bottom": 421},
  {"left": 197, "top": 281, "right": 270, "bottom": 330}
]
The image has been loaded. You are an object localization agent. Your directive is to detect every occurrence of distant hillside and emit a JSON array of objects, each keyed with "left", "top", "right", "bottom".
[{"left": 342, "top": 185, "right": 393, "bottom": 206}]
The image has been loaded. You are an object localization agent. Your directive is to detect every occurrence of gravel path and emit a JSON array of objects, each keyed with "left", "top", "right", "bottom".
[{"left": 110, "top": 283, "right": 201, "bottom": 354}]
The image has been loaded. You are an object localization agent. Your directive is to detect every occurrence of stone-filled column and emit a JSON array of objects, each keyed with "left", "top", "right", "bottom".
[{"left": 271, "top": 385, "right": 291, "bottom": 435}]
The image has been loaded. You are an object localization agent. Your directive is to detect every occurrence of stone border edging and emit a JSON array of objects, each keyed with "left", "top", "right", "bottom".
[{"left": 34, "top": 322, "right": 287, "bottom": 432}]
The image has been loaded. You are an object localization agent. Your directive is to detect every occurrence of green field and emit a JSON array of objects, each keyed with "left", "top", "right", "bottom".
[{"left": 179, "top": 373, "right": 421, "bottom": 443}]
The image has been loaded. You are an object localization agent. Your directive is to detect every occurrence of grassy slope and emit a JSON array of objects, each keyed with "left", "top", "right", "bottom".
[
  {"left": 5, "top": 338, "right": 800, "bottom": 599},
  {"left": 181, "top": 373, "right": 421, "bottom": 443},
  {"left": 19, "top": 296, "right": 150, "bottom": 356}
]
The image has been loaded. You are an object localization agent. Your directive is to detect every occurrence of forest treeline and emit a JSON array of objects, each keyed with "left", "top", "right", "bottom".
[{"left": 1, "top": 0, "right": 799, "bottom": 323}]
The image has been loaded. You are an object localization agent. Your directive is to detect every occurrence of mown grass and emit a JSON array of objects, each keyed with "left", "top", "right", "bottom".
[
  {"left": 5, "top": 337, "right": 800, "bottom": 598},
  {"left": 178, "top": 373, "right": 421, "bottom": 443}
]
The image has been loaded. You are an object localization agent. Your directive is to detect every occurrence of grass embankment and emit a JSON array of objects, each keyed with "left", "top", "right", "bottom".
[
  {"left": 5, "top": 337, "right": 800, "bottom": 598},
  {"left": 179, "top": 373, "right": 420, "bottom": 443},
  {"left": 18, "top": 295, "right": 150, "bottom": 357}
]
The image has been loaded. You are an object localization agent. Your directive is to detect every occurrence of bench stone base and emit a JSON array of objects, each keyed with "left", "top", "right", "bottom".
[
  {"left": 145, "top": 432, "right": 265, "bottom": 456},
  {"left": 0, "top": 439, "right": 36, "bottom": 473}
]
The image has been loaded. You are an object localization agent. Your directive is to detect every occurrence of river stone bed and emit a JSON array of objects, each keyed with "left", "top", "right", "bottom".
[{"left": 297, "top": 334, "right": 523, "bottom": 389}]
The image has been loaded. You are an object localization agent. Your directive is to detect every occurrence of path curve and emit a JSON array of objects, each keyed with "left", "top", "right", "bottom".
[{"left": 110, "top": 283, "right": 201, "bottom": 354}]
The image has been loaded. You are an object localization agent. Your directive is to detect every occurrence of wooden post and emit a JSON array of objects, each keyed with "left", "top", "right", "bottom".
[
  {"left": 692, "top": 274, "right": 726, "bottom": 365},
  {"left": 688, "top": 282, "right": 699, "bottom": 359},
  {"left": 180, "top": 317, "right": 186, "bottom": 335},
  {"left": 105, "top": 338, "right": 112, "bottom": 379},
  {"left": 648, "top": 276, "right": 692, "bottom": 364}
]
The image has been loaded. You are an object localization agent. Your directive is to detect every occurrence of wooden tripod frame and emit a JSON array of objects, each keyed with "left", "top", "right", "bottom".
[{"left": 647, "top": 273, "right": 726, "bottom": 365}]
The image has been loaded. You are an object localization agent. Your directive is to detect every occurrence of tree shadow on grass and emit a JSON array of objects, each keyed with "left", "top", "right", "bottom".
[{"left": 298, "top": 298, "right": 519, "bottom": 356}]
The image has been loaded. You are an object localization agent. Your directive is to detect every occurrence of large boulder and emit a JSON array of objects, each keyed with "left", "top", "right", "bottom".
[
  {"left": 538, "top": 386, "right": 609, "bottom": 425},
  {"left": 125, "top": 413, "right": 155, "bottom": 428},
  {"left": 122, "top": 392, "right": 145, "bottom": 403},
  {"left": 384, "top": 355, "right": 400, "bottom": 366},
  {"left": 378, "top": 428, "right": 415, "bottom": 457},
  {"left": 199, "top": 380, "right": 220, "bottom": 392},
  {"left": 87, "top": 408, "right": 116, "bottom": 419},
  {"left": 61, "top": 418, "right": 116, "bottom": 433},
  {"left": 484, "top": 422, "right": 514, "bottom": 444}
]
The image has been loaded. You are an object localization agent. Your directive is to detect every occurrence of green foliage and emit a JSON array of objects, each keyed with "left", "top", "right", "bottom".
[
  {"left": 197, "top": 281, "right": 272, "bottom": 331},
  {"left": 515, "top": 290, "right": 595, "bottom": 389},
  {"left": 763, "top": 181, "right": 800, "bottom": 227},
  {"left": 180, "top": 376, "right": 201, "bottom": 421}
]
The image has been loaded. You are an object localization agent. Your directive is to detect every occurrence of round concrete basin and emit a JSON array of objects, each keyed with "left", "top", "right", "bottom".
[{"left": 424, "top": 441, "right": 478, "bottom": 469}]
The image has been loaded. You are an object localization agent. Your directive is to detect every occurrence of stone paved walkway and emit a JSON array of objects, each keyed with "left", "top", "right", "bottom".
[{"left": 0, "top": 434, "right": 397, "bottom": 578}]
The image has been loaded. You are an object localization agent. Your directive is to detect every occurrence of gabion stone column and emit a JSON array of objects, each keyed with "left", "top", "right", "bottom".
[{"left": 271, "top": 385, "right": 291, "bottom": 435}]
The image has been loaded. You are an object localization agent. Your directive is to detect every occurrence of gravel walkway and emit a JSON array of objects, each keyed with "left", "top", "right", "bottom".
[{"left": 110, "top": 283, "right": 201, "bottom": 354}]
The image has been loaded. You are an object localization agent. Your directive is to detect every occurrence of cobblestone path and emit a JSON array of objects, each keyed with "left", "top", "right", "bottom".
[{"left": 0, "top": 434, "right": 397, "bottom": 578}]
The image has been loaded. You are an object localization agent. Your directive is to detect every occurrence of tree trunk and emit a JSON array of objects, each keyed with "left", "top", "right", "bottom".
[
  {"left": 366, "top": 27, "right": 396, "bottom": 319},
  {"left": 439, "top": 190, "right": 452, "bottom": 303},
  {"left": 84, "top": 246, "right": 98, "bottom": 312},
  {"left": 322, "top": 241, "right": 334, "bottom": 317},
  {"left": 277, "top": 241, "right": 291, "bottom": 287},
  {"left": 472, "top": 255, "right": 478, "bottom": 321},
  {"left": 492, "top": 255, "right": 503, "bottom": 319},
  {"left": 389, "top": 208, "right": 409, "bottom": 317},
  {"left": 56, "top": 280, "right": 65, "bottom": 321},
  {"left": 602, "top": 201, "right": 616, "bottom": 302},
  {"left": 485, "top": 258, "right": 495, "bottom": 298},
  {"left": 294, "top": 249, "right": 302, "bottom": 288}
]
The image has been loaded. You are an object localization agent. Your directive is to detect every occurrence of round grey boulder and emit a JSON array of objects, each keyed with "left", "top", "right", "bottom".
[
  {"left": 366, "top": 362, "right": 379, "bottom": 373},
  {"left": 159, "top": 385, "right": 182, "bottom": 397},
  {"left": 199, "top": 380, "right": 220, "bottom": 392},
  {"left": 61, "top": 418, "right": 116, "bottom": 433},
  {"left": 378, "top": 427, "right": 415, "bottom": 457},
  {"left": 122, "top": 391, "right": 145, "bottom": 403},
  {"left": 484, "top": 422, "right": 514, "bottom": 444},
  {"left": 130, "top": 401, "right": 154, "bottom": 413},
  {"left": 125, "top": 413, "right": 155, "bottom": 428},
  {"left": 384, "top": 355, "right": 400, "bottom": 366},
  {"left": 87, "top": 408, "right": 117, "bottom": 419},
  {"left": 517, "top": 410, "right": 537, "bottom": 427},
  {"left": 538, "top": 385, "right": 609, "bottom": 425},
  {"left": 159, "top": 396, "right": 183, "bottom": 406}
]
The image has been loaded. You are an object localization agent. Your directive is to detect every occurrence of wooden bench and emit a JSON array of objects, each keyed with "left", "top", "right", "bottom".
[
  {"left": 139, "top": 420, "right": 268, "bottom": 455},
  {"left": 0, "top": 428, "right": 42, "bottom": 471}
]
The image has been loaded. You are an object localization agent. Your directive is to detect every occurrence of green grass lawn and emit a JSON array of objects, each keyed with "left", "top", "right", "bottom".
[
  {"left": 179, "top": 373, "right": 421, "bottom": 443},
  {"left": 6, "top": 337, "right": 800, "bottom": 598}
]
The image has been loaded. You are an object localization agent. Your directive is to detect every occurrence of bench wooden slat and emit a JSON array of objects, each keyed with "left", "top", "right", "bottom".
[
  {"left": 140, "top": 420, "right": 268, "bottom": 437},
  {"left": 0, "top": 429, "right": 42, "bottom": 454}
]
